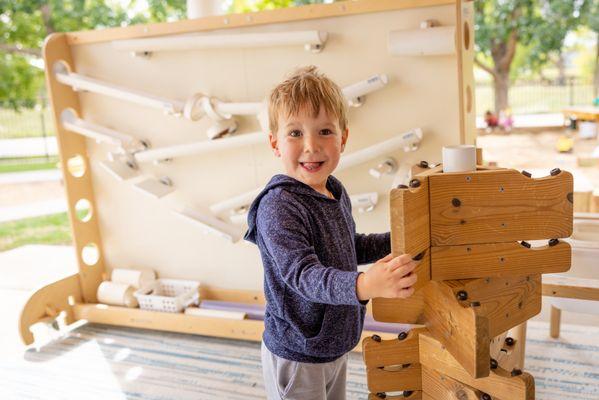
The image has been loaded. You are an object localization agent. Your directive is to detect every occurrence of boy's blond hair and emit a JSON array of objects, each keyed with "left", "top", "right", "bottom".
[{"left": 268, "top": 65, "right": 348, "bottom": 134}]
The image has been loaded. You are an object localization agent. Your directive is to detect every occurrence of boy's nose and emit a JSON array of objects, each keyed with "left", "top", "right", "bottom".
[{"left": 303, "top": 133, "right": 320, "bottom": 153}]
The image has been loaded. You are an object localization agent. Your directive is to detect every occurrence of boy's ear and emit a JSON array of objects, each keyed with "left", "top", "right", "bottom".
[
  {"left": 341, "top": 128, "right": 349, "bottom": 152},
  {"left": 269, "top": 132, "right": 281, "bottom": 157}
]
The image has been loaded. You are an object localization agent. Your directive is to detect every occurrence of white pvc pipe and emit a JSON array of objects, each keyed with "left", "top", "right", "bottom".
[
  {"left": 215, "top": 101, "right": 263, "bottom": 116},
  {"left": 60, "top": 109, "right": 137, "bottom": 147},
  {"left": 388, "top": 26, "right": 456, "bottom": 56},
  {"left": 54, "top": 62, "right": 185, "bottom": 115},
  {"left": 342, "top": 74, "right": 389, "bottom": 103},
  {"left": 210, "top": 128, "right": 423, "bottom": 214},
  {"left": 134, "top": 131, "right": 266, "bottom": 163},
  {"left": 113, "top": 30, "right": 328, "bottom": 53},
  {"left": 174, "top": 207, "right": 242, "bottom": 243}
]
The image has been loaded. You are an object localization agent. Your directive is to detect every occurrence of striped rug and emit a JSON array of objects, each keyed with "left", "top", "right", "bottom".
[{"left": 1, "top": 321, "right": 597, "bottom": 399}]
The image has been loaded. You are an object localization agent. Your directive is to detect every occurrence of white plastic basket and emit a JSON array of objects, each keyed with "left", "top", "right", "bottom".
[{"left": 134, "top": 278, "right": 200, "bottom": 313}]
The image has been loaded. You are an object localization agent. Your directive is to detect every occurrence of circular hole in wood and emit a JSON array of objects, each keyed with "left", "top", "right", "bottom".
[
  {"left": 464, "top": 21, "right": 470, "bottom": 50},
  {"left": 67, "top": 155, "right": 86, "bottom": 178},
  {"left": 75, "top": 198, "right": 93, "bottom": 222},
  {"left": 81, "top": 243, "right": 100, "bottom": 266}
]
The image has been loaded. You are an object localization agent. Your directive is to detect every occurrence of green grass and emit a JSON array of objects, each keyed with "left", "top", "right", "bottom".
[
  {"left": 0, "top": 158, "right": 59, "bottom": 174},
  {"left": 0, "top": 106, "right": 55, "bottom": 139},
  {"left": 0, "top": 212, "right": 72, "bottom": 252}
]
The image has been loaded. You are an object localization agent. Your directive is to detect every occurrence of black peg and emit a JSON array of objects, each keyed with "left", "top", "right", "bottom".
[
  {"left": 520, "top": 241, "right": 531, "bottom": 248},
  {"left": 409, "top": 179, "right": 421, "bottom": 188},
  {"left": 456, "top": 290, "right": 468, "bottom": 301},
  {"left": 403, "top": 391, "right": 413, "bottom": 398},
  {"left": 549, "top": 238, "right": 559, "bottom": 247},
  {"left": 505, "top": 337, "right": 515, "bottom": 346},
  {"left": 397, "top": 184, "right": 409, "bottom": 189},
  {"left": 371, "top": 334, "right": 381, "bottom": 342},
  {"left": 481, "top": 394, "right": 492, "bottom": 400},
  {"left": 413, "top": 251, "right": 425, "bottom": 261},
  {"left": 470, "top": 301, "right": 481, "bottom": 307},
  {"left": 521, "top": 170, "right": 531, "bottom": 178},
  {"left": 550, "top": 168, "right": 561, "bottom": 176},
  {"left": 452, "top": 198, "right": 462, "bottom": 207},
  {"left": 511, "top": 368, "right": 523, "bottom": 376},
  {"left": 398, "top": 331, "right": 408, "bottom": 340},
  {"left": 376, "top": 393, "right": 387, "bottom": 399},
  {"left": 490, "top": 358, "right": 498, "bottom": 369},
  {"left": 419, "top": 160, "right": 429, "bottom": 168}
]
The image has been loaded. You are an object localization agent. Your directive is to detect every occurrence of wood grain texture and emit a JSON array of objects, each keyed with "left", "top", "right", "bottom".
[
  {"left": 431, "top": 241, "right": 571, "bottom": 280},
  {"left": 422, "top": 366, "right": 485, "bottom": 400},
  {"left": 444, "top": 275, "right": 542, "bottom": 337},
  {"left": 429, "top": 169, "right": 573, "bottom": 246},
  {"left": 363, "top": 328, "right": 424, "bottom": 368},
  {"left": 542, "top": 275, "right": 599, "bottom": 301},
  {"left": 368, "top": 391, "right": 423, "bottom": 400},
  {"left": 423, "top": 281, "right": 489, "bottom": 378},
  {"left": 372, "top": 287, "right": 426, "bottom": 324},
  {"left": 367, "top": 364, "right": 422, "bottom": 393},
  {"left": 419, "top": 333, "right": 535, "bottom": 400}
]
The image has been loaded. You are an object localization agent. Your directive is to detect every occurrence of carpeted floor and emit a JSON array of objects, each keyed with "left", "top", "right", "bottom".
[{"left": 1, "top": 320, "right": 597, "bottom": 400}]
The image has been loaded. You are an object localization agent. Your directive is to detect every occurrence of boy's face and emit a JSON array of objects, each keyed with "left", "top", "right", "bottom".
[{"left": 269, "top": 105, "right": 348, "bottom": 195}]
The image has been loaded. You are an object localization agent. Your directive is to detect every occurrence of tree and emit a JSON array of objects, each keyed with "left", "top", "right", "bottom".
[
  {"left": 0, "top": 0, "right": 186, "bottom": 110},
  {"left": 475, "top": 0, "right": 589, "bottom": 114},
  {"left": 582, "top": 0, "right": 599, "bottom": 97}
]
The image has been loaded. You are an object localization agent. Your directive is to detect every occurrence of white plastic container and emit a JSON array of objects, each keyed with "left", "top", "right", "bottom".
[
  {"left": 134, "top": 279, "right": 200, "bottom": 313},
  {"left": 578, "top": 121, "right": 598, "bottom": 139}
]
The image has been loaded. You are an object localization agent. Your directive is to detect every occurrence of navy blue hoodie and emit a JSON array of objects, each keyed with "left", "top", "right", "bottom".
[{"left": 244, "top": 174, "right": 390, "bottom": 363}]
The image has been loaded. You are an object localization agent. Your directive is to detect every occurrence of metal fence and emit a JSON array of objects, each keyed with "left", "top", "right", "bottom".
[
  {"left": 475, "top": 78, "right": 596, "bottom": 115},
  {"left": 0, "top": 98, "right": 58, "bottom": 167}
]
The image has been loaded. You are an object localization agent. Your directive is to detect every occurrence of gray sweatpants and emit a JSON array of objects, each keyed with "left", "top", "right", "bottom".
[{"left": 261, "top": 341, "right": 348, "bottom": 400}]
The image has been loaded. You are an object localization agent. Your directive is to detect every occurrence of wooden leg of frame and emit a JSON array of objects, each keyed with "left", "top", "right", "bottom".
[{"left": 550, "top": 305, "right": 561, "bottom": 339}]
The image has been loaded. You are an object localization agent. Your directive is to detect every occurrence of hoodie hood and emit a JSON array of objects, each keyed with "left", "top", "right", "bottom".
[{"left": 244, "top": 174, "right": 342, "bottom": 244}]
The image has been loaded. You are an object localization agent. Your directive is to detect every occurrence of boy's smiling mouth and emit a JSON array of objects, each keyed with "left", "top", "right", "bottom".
[{"left": 299, "top": 161, "right": 325, "bottom": 172}]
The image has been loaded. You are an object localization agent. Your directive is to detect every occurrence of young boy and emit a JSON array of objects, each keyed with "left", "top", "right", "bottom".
[{"left": 244, "top": 66, "right": 418, "bottom": 400}]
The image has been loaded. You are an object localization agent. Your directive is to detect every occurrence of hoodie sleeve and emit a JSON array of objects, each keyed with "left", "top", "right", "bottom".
[
  {"left": 256, "top": 191, "right": 363, "bottom": 306},
  {"left": 354, "top": 232, "right": 391, "bottom": 265}
]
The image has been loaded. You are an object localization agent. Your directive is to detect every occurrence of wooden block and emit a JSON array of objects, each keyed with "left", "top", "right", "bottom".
[
  {"left": 431, "top": 241, "right": 571, "bottom": 280},
  {"left": 490, "top": 331, "right": 508, "bottom": 360},
  {"left": 542, "top": 275, "right": 599, "bottom": 301},
  {"left": 363, "top": 328, "right": 424, "bottom": 368},
  {"left": 423, "top": 281, "right": 489, "bottom": 378},
  {"left": 422, "top": 366, "right": 485, "bottom": 400},
  {"left": 592, "top": 190, "right": 599, "bottom": 213},
  {"left": 419, "top": 332, "right": 535, "bottom": 400},
  {"left": 573, "top": 191, "right": 592, "bottom": 213},
  {"left": 445, "top": 275, "right": 541, "bottom": 337},
  {"left": 429, "top": 169, "right": 573, "bottom": 246},
  {"left": 367, "top": 364, "right": 422, "bottom": 393},
  {"left": 373, "top": 287, "right": 426, "bottom": 324}
]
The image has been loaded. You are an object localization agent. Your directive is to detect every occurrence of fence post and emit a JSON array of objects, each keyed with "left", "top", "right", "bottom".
[{"left": 39, "top": 97, "right": 50, "bottom": 162}]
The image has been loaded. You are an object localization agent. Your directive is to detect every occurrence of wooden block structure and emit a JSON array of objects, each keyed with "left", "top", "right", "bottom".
[{"left": 365, "top": 166, "right": 573, "bottom": 399}]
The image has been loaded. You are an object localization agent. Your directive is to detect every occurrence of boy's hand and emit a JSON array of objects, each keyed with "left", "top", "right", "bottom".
[{"left": 356, "top": 253, "right": 418, "bottom": 301}]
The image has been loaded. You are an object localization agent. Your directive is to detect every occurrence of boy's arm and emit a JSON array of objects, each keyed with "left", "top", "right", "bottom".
[
  {"left": 355, "top": 232, "right": 391, "bottom": 265},
  {"left": 257, "top": 193, "right": 363, "bottom": 306}
]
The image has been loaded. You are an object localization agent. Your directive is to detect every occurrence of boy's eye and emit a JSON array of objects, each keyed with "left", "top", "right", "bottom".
[
  {"left": 320, "top": 129, "right": 334, "bottom": 136},
  {"left": 288, "top": 130, "right": 302, "bottom": 137}
]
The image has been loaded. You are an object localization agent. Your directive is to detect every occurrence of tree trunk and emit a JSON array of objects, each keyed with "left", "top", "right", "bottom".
[
  {"left": 493, "top": 69, "right": 510, "bottom": 115},
  {"left": 594, "top": 31, "right": 599, "bottom": 99}
]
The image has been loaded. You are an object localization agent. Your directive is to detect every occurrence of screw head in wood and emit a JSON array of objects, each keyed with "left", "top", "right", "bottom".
[
  {"left": 549, "top": 238, "right": 559, "bottom": 247},
  {"left": 490, "top": 358, "right": 498, "bottom": 369},
  {"left": 398, "top": 331, "right": 408, "bottom": 340},
  {"left": 521, "top": 170, "right": 532, "bottom": 178},
  {"left": 376, "top": 393, "right": 386, "bottom": 399},
  {"left": 372, "top": 334, "right": 381, "bottom": 342},
  {"left": 456, "top": 290, "right": 468, "bottom": 301},
  {"left": 403, "top": 391, "right": 413, "bottom": 397},
  {"left": 397, "top": 184, "right": 409, "bottom": 189},
  {"left": 511, "top": 368, "right": 522, "bottom": 376},
  {"left": 505, "top": 337, "right": 515, "bottom": 346},
  {"left": 419, "top": 160, "right": 429, "bottom": 168},
  {"left": 481, "top": 394, "right": 492, "bottom": 400},
  {"left": 452, "top": 198, "right": 461, "bottom": 207},
  {"left": 409, "top": 179, "right": 420, "bottom": 188},
  {"left": 521, "top": 241, "right": 531, "bottom": 248},
  {"left": 550, "top": 168, "right": 561, "bottom": 176}
]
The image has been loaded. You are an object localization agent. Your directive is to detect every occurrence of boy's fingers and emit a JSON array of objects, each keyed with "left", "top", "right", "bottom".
[
  {"left": 396, "top": 287, "right": 415, "bottom": 299},
  {"left": 396, "top": 272, "right": 418, "bottom": 288},
  {"left": 377, "top": 253, "right": 395, "bottom": 263},
  {"left": 386, "top": 254, "right": 412, "bottom": 269},
  {"left": 390, "top": 260, "right": 418, "bottom": 276}
]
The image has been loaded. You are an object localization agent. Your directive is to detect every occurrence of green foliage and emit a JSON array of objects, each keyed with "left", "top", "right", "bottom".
[
  {"left": 229, "top": 0, "right": 330, "bottom": 13},
  {"left": 0, "top": 212, "right": 71, "bottom": 252}
]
